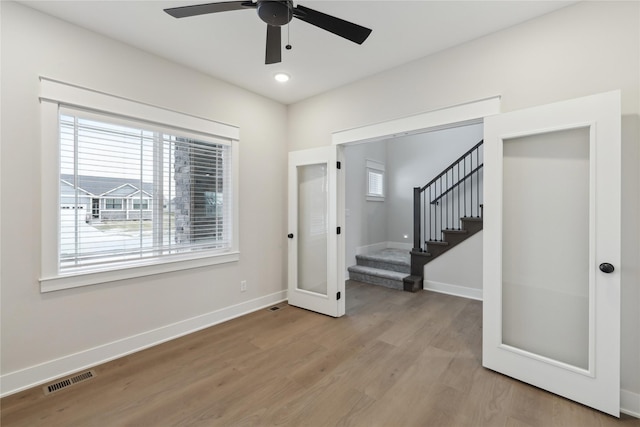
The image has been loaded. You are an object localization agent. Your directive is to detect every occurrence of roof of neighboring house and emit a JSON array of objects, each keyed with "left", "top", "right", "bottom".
[{"left": 60, "top": 174, "right": 153, "bottom": 197}]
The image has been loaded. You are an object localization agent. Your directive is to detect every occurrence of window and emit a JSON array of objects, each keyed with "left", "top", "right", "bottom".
[
  {"left": 132, "top": 200, "right": 149, "bottom": 210},
  {"left": 58, "top": 108, "right": 233, "bottom": 272},
  {"left": 104, "top": 198, "right": 123, "bottom": 210},
  {"left": 366, "top": 160, "right": 385, "bottom": 200},
  {"left": 40, "top": 77, "right": 239, "bottom": 291}
]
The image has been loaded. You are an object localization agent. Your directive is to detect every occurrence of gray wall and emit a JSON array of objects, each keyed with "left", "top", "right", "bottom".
[
  {"left": 289, "top": 1, "right": 640, "bottom": 402},
  {"left": 344, "top": 140, "right": 387, "bottom": 268},
  {"left": 385, "top": 123, "right": 483, "bottom": 243}
]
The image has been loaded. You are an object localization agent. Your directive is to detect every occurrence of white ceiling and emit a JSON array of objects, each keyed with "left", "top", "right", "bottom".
[{"left": 20, "top": 0, "right": 576, "bottom": 104}]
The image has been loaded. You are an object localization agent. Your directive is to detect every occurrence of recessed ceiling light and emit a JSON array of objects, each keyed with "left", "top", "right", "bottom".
[{"left": 274, "top": 73, "right": 290, "bottom": 83}]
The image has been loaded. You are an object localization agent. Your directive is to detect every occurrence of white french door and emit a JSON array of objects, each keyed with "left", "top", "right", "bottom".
[
  {"left": 483, "top": 91, "right": 621, "bottom": 416},
  {"left": 287, "top": 146, "right": 344, "bottom": 317}
]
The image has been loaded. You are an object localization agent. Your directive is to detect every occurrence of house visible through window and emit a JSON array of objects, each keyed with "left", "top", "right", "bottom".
[
  {"left": 59, "top": 108, "right": 233, "bottom": 271},
  {"left": 366, "top": 159, "right": 385, "bottom": 200}
]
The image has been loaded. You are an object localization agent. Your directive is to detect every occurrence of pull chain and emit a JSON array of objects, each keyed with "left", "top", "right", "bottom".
[{"left": 286, "top": 6, "right": 292, "bottom": 50}]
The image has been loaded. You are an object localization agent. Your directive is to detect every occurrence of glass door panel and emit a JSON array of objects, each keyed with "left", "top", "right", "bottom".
[
  {"left": 297, "top": 163, "right": 328, "bottom": 296},
  {"left": 502, "top": 127, "right": 590, "bottom": 369}
]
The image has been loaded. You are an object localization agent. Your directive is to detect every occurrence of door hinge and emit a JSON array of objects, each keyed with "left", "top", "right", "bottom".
[
  {"left": 337, "top": 226, "right": 341, "bottom": 235},
  {"left": 337, "top": 161, "right": 341, "bottom": 169},
  {"left": 337, "top": 291, "right": 341, "bottom": 300}
]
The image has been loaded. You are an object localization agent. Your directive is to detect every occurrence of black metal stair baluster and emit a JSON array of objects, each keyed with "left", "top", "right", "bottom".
[
  {"left": 439, "top": 176, "right": 443, "bottom": 240},
  {"left": 423, "top": 187, "right": 427, "bottom": 244},
  {"left": 471, "top": 149, "right": 475, "bottom": 218},
  {"left": 476, "top": 147, "right": 480, "bottom": 217},
  {"left": 450, "top": 168, "right": 454, "bottom": 230},
  {"left": 464, "top": 155, "right": 467, "bottom": 218},
  {"left": 457, "top": 162, "right": 460, "bottom": 229},
  {"left": 413, "top": 186, "right": 420, "bottom": 252},
  {"left": 453, "top": 167, "right": 456, "bottom": 229},
  {"left": 431, "top": 185, "right": 435, "bottom": 243},
  {"left": 445, "top": 170, "right": 449, "bottom": 230}
]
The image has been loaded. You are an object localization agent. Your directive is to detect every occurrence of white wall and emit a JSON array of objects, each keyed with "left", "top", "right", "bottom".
[
  {"left": 288, "top": 0, "right": 640, "bottom": 408},
  {"left": 385, "top": 123, "right": 483, "bottom": 243},
  {"left": 0, "top": 2, "right": 288, "bottom": 395},
  {"left": 423, "top": 231, "right": 483, "bottom": 299},
  {"left": 344, "top": 140, "right": 387, "bottom": 268}
]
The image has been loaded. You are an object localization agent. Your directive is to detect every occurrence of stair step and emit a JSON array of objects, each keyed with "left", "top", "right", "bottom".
[
  {"left": 461, "top": 217, "right": 483, "bottom": 234},
  {"left": 461, "top": 216, "right": 482, "bottom": 222},
  {"left": 347, "top": 265, "right": 407, "bottom": 290},
  {"left": 426, "top": 240, "right": 449, "bottom": 246},
  {"left": 442, "top": 229, "right": 469, "bottom": 245},
  {"left": 355, "top": 249, "right": 410, "bottom": 274},
  {"left": 425, "top": 240, "right": 449, "bottom": 257}
]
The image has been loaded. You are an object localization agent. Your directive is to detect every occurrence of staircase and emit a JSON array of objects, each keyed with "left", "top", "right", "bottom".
[
  {"left": 347, "top": 248, "right": 410, "bottom": 290},
  {"left": 405, "top": 140, "right": 485, "bottom": 292},
  {"left": 348, "top": 140, "right": 484, "bottom": 292}
]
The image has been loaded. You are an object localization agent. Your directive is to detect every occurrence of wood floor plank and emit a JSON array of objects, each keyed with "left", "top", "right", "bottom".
[{"left": 2, "top": 281, "right": 638, "bottom": 427}]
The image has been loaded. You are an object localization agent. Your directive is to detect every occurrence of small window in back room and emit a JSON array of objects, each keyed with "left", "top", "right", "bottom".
[{"left": 366, "top": 159, "right": 385, "bottom": 200}]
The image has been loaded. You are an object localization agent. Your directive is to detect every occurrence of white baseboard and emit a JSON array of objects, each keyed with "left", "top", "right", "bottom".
[
  {"left": 424, "top": 279, "right": 483, "bottom": 301},
  {"left": 386, "top": 241, "right": 412, "bottom": 251},
  {"left": 621, "top": 389, "right": 640, "bottom": 418},
  {"left": 355, "top": 242, "right": 388, "bottom": 256},
  {"left": 355, "top": 241, "right": 412, "bottom": 256},
  {"left": 0, "top": 290, "right": 287, "bottom": 398}
]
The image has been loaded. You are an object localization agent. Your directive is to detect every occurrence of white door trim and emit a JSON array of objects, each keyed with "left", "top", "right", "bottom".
[
  {"left": 331, "top": 96, "right": 501, "bottom": 146},
  {"left": 331, "top": 96, "right": 501, "bottom": 299}
]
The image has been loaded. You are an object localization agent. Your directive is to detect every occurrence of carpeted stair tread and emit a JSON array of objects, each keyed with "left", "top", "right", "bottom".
[
  {"left": 355, "top": 248, "right": 410, "bottom": 266},
  {"left": 347, "top": 265, "right": 408, "bottom": 280}
]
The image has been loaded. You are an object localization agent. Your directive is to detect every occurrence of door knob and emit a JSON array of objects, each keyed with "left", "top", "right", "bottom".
[
  {"left": 599, "top": 263, "right": 615, "bottom": 273},
  {"left": 287, "top": 233, "right": 294, "bottom": 239}
]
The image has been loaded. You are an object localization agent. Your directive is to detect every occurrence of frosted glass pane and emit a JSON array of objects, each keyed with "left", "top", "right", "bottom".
[
  {"left": 502, "top": 127, "right": 590, "bottom": 369},
  {"left": 297, "top": 163, "right": 328, "bottom": 295}
]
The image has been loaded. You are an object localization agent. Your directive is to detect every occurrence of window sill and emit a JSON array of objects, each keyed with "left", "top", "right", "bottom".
[
  {"left": 40, "top": 251, "right": 240, "bottom": 293},
  {"left": 366, "top": 196, "right": 385, "bottom": 202}
]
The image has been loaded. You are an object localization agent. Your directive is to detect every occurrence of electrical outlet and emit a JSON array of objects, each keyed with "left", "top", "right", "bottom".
[{"left": 240, "top": 280, "right": 247, "bottom": 292}]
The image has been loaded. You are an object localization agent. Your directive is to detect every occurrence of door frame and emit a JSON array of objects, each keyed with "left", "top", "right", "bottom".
[{"left": 331, "top": 96, "right": 502, "bottom": 301}]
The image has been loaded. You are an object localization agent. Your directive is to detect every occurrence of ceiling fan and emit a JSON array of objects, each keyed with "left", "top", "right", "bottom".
[{"left": 164, "top": 1, "right": 372, "bottom": 64}]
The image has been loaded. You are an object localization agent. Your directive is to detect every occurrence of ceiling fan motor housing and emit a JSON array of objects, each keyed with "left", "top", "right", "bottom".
[{"left": 257, "top": 0, "right": 293, "bottom": 26}]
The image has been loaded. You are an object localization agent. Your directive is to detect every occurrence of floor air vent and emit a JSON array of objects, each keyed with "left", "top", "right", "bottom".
[{"left": 43, "top": 370, "right": 96, "bottom": 395}]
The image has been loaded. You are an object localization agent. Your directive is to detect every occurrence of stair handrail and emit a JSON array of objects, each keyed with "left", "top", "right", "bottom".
[
  {"left": 430, "top": 164, "right": 483, "bottom": 205},
  {"left": 420, "top": 140, "right": 483, "bottom": 192}
]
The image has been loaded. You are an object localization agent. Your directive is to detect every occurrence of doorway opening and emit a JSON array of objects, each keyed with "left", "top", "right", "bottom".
[
  {"left": 332, "top": 96, "right": 501, "bottom": 312},
  {"left": 342, "top": 122, "right": 484, "bottom": 307}
]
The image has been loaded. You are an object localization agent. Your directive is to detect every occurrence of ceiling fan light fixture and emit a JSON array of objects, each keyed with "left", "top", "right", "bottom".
[{"left": 274, "top": 72, "right": 291, "bottom": 83}]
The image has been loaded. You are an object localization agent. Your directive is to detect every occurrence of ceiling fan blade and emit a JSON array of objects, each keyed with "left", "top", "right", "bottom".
[
  {"left": 265, "top": 25, "right": 282, "bottom": 64},
  {"left": 292, "top": 4, "right": 372, "bottom": 45},
  {"left": 164, "top": 1, "right": 255, "bottom": 19}
]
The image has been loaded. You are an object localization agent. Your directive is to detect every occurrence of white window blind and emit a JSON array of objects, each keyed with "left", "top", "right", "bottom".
[
  {"left": 366, "top": 160, "right": 385, "bottom": 199},
  {"left": 59, "top": 107, "right": 233, "bottom": 272}
]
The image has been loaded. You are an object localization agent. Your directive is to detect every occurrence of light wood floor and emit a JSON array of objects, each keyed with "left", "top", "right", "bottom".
[{"left": 2, "top": 281, "right": 638, "bottom": 426}]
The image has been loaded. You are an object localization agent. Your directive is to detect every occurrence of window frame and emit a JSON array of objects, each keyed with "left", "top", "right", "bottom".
[
  {"left": 40, "top": 77, "right": 240, "bottom": 292},
  {"left": 104, "top": 198, "right": 124, "bottom": 210},
  {"left": 132, "top": 199, "right": 150, "bottom": 210},
  {"left": 365, "top": 159, "right": 385, "bottom": 201}
]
